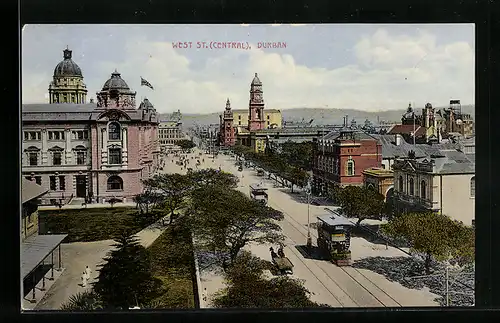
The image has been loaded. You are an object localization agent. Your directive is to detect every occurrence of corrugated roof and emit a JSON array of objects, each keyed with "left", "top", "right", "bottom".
[
  {"left": 22, "top": 179, "right": 48, "bottom": 204},
  {"left": 21, "top": 234, "right": 67, "bottom": 278}
]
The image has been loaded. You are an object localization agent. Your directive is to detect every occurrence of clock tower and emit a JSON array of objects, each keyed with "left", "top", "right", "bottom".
[{"left": 248, "top": 73, "right": 266, "bottom": 131}]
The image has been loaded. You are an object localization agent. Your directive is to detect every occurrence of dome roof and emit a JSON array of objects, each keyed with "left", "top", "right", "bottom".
[
  {"left": 251, "top": 73, "right": 262, "bottom": 85},
  {"left": 102, "top": 70, "right": 130, "bottom": 91},
  {"left": 53, "top": 48, "right": 83, "bottom": 77}
]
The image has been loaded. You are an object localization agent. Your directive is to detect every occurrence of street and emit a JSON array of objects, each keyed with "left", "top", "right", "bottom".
[{"left": 162, "top": 148, "right": 440, "bottom": 308}]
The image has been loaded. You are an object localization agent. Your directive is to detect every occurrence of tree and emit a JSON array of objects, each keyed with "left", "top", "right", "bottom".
[
  {"left": 189, "top": 187, "right": 284, "bottom": 271},
  {"left": 60, "top": 290, "right": 103, "bottom": 311},
  {"left": 280, "top": 141, "right": 314, "bottom": 171},
  {"left": 177, "top": 139, "right": 196, "bottom": 150},
  {"left": 133, "top": 189, "right": 162, "bottom": 214},
  {"left": 381, "top": 212, "right": 475, "bottom": 274},
  {"left": 187, "top": 168, "right": 238, "bottom": 190},
  {"left": 142, "top": 174, "right": 193, "bottom": 224},
  {"left": 285, "top": 167, "right": 310, "bottom": 193},
  {"left": 93, "top": 231, "right": 160, "bottom": 309},
  {"left": 334, "top": 185, "right": 386, "bottom": 225},
  {"left": 212, "top": 251, "right": 327, "bottom": 308}
]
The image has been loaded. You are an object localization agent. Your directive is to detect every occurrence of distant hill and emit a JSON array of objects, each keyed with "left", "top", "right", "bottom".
[{"left": 162, "top": 105, "right": 475, "bottom": 128}]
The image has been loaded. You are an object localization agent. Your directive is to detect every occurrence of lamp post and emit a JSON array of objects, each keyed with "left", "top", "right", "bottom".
[{"left": 306, "top": 179, "right": 312, "bottom": 250}]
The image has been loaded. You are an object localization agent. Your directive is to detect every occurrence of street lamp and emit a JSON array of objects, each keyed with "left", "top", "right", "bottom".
[{"left": 306, "top": 179, "right": 312, "bottom": 250}]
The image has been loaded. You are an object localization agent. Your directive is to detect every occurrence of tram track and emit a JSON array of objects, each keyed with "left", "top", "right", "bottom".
[
  {"left": 222, "top": 156, "right": 404, "bottom": 307},
  {"left": 268, "top": 198, "right": 402, "bottom": 307}
]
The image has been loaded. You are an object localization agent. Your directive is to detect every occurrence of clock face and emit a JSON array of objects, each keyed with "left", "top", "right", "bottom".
[{"left": 254, "top": 93, "right": 262, "bottom": 100}]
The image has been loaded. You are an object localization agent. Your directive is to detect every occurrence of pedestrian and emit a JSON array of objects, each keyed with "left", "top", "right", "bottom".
[
  {"left": 85, "top": 265, "right": 92, "bottom": 280},
  {"left": 270, "top": 247, "right": 278, "bottom": 259},
  {"left": 278, "top": 245, "right": 285, "bottom": 258},
  {"left": 81, "top": 272, "right": 87, "bottom": 287}
]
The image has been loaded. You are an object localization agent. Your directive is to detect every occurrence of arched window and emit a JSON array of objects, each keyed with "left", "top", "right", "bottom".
[
  {"left": 346, "top": 157, "right": 355, "bottom": 176},
  {"left": 470, "top": 176, "right": 475, "bottom": 197},
  {"left": 367, "top": 183, "right": 376, "bottom": 191},
  {"left": 108, "top": 122, "right": 121, "bottom": 141},
  {"left": 107, "top": 175, "right": 123, "bottom": 191},
  {"left": 420, "top": 180, "right": 427, "bottom": 199},
  {"left": 398, "top": 176, "right": 403, "bottom": 192},
  {"left": 409, "top": 178, "right": 415, "bottom": 195}
]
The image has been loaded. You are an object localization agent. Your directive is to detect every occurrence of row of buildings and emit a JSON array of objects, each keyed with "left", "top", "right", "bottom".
[
  {"left": 22, "top": 48, "right": 184, "bottom": 205},
  {"left": 215, "top": 73, "right": 475, "bottom": 226}
]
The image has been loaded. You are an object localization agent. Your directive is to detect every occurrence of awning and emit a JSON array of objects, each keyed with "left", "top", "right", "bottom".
[{"left": 21, "top": 234, "right": 67, "bottom": 279}]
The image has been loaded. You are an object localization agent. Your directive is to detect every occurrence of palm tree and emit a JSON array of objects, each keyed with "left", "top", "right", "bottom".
[{"left": 60, "top": 290, "right": 103, "bottom": 311}]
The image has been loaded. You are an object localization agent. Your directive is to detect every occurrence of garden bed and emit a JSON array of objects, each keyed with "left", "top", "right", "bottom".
[
  {"left": 147, "top": 224, "right": 196, "bottom": 309},
  {"left": 39, "top": 207, "right": 164, "bottom": 243}
]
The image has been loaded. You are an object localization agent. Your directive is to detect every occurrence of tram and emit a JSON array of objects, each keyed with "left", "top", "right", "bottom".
[{"left": 249, "top": 183, "right": 269, "bottom": 205}]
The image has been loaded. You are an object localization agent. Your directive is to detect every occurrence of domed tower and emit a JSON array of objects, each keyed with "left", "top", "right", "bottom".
[
  {"left": 96, "top": 70, "right": 137, "bottom": 109},
  {"left": 248, "top": 73, "right": 265, "bottom": 131},
  {"left": 48, "top": 47, "right": 88, "bottom": 104}
]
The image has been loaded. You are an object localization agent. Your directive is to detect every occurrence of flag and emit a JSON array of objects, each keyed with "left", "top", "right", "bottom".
[{"left": 140, "top": 77, "right": 154, "bottom": 90}]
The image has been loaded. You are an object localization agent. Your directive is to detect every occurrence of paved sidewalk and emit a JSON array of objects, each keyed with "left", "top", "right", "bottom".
[{"left": 33, "top": 213, "right": 171, "bottom": 310}]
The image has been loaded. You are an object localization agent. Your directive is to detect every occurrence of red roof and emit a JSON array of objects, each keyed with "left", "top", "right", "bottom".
[{"left": 388, "top": 124, "right": 426, "bottom": 136}]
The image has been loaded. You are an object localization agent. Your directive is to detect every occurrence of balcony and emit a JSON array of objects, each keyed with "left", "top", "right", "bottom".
[{"left": 394, "top": 190, "right": 435, "bottom": 209}]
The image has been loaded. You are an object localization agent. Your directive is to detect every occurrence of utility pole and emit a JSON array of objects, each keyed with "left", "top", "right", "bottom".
[{"left": 306, "top": 179, "right": 312, "bottom": 250}]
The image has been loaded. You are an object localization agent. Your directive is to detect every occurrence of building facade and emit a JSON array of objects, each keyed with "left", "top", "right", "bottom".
[
  {"left": 159, "top": 109, "right": 184, "bottom": 152},
  {"left": 218, "top": 73, "right": 283, "bottom": 147},
  {"left": 392, "top": 151, "right": 475, "bottom": 226},
  {"left": 219, "top": 99, "right": 236, "bottom": 146},
  {"left": 362, "top": 168, "right": 394, "bottom": 200},
  {"left": 22, "top": 48, "right": 160, "bottom": 205},
  {"left": 312, "top": 129, "right": 382, "bottom": 195},
  {"left": 389, "top": 100, "right": 474, "bottom": 144}
]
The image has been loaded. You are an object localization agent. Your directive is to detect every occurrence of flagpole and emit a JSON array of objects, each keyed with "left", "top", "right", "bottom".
[{"left": 413, "top": 102, "right": 416, "bottom": 146}]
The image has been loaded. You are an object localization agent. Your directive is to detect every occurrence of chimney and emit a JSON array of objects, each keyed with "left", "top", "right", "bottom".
[{"left": 395, "top": 134, "right": 402, "bottom": 146}]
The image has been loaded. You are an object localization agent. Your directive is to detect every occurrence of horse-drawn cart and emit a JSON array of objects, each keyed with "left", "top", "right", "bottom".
[{"left": 272, "top": 256, "right": 294, "bottom": 275}]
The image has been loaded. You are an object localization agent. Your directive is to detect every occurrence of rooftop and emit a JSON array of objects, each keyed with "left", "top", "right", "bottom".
[
  {"left": 362, "top": 167, "right": 394, "bottom": 177},
  {"left": 22, "top": 179, "right": 48, "bottom": 204}
]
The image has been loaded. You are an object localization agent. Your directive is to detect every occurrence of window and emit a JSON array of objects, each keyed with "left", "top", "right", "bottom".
[
  {"left": 28, "top": 152, "right": 38, "bottom": 166},
  {"left": 238, "top": 121, "right": 241, "bottom": 125},
  {"left": 76, "top": 151, "right": 86, "bottom": 165},
  {"left": 35, "top": 176, "right": 41, "bottom": 185},
  {"left": 470, "top": 176, "right": 475, "bottom": 197},
  {"left": 267, "top": 115, "right": 270, "bottom": 119},
  {"left": 346, "top": 158, "right": 355, "bottom": 176},
  {"left": 398, "top": 176, "right": 403, "bottom": 192},
  {"left": 49, "top": 176, "right": 57, "bottom": 191},
  {"left": 48, "top": 131, "right": 65, "bottom": 140},
  {"left": 108, "top": 148, "right": 122, "bottom": 165},
  {"left": 420, "top": 180, "right": 427, "bottom": 199},
  {"left": 409, "top": 178, "right": 414, "bottom": 195},
  {"left": 24, "top": 131, "right": 41, "bottom": 141},
  {"left": 109, "top": 122, "right": 121, "bottom": 140},
  {"left": 107, "top": 175, "right": 123, "bottom": 190},
  {"left": 53, "top": 151, "right": 62, "bottom": 165},
  {"left": 59, "top": 176, "right": 66, "bottom": 190},
  {"left": 238, "top": 115, "right": 241, "bottom": 119}
]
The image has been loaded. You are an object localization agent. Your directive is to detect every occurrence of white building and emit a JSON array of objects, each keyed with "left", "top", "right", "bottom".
[{"left": 392, "top": 149, "right": 475, "bottom": 226}]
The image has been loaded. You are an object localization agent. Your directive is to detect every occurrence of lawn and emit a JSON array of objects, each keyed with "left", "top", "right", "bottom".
[
  {"left": 38, "top": 207, "right": 164, "bottom": 243},
  {"left": 147, "top": 223, "right": 196, "bottom": 309}
]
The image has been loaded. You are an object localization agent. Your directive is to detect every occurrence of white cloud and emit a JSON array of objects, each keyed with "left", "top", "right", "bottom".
[{"left": 22, "top": 27, "right": 474, "bottom": 114}]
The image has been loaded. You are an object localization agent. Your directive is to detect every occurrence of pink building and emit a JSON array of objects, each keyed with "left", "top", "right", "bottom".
[{"left": 22, "top": 48, "right": 160, "bottom": 205}]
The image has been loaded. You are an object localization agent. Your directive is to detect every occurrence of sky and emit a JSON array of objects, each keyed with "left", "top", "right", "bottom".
[{"left": 22, "top": 24, "right": 475, "bottom": 114}]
